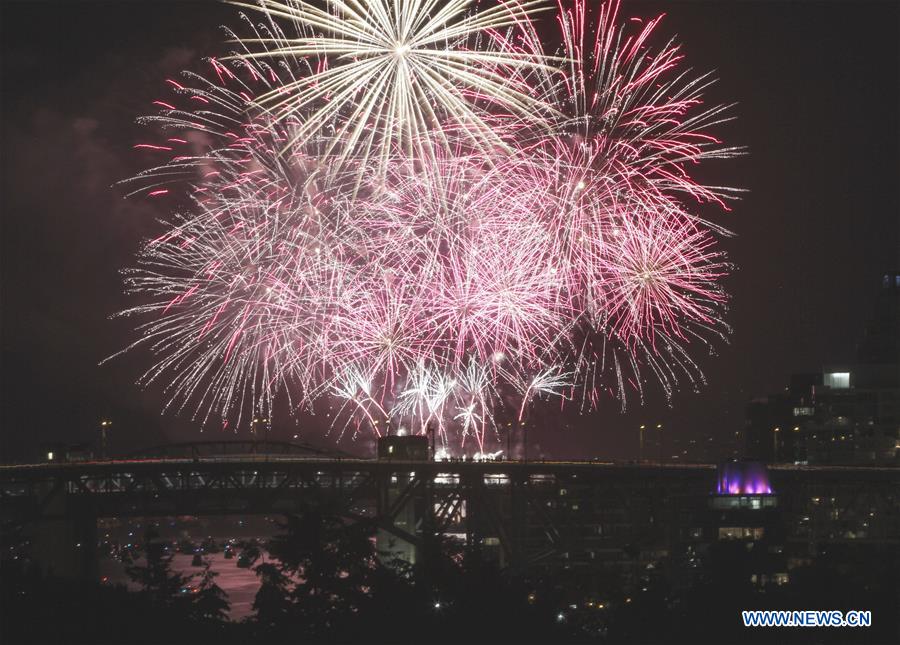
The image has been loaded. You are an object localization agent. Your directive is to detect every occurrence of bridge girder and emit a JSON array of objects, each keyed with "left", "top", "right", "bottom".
[{"left": 2, "top": 459, "right": 897, "bottom": 577}]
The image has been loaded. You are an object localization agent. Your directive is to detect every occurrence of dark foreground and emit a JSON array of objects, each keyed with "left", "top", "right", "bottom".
[{"left": 3, "top": 509, "right": 898, "bottom": 645}]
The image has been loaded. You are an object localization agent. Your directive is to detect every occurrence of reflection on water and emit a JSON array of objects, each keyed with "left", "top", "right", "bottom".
[{"left": 100, "top": 552, "right": 271, "bottom": 620}]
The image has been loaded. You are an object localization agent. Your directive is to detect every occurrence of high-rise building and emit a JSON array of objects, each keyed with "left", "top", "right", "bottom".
[{"left": 744, "top": 272, "right": 900, "bottom": 465}]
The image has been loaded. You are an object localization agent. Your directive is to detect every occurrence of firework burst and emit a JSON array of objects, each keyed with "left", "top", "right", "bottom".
[
  {"left": 115, "top": 0, "right": 741, "bottom": 453},
  {"left": 229, "top": 0, "right": 554, "bottom": 176}
]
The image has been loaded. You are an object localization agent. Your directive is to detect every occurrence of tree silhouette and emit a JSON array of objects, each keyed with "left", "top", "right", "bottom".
[
  {"left": 250, "top": 503, "right": 381, "bottom": 640},
  {"left": 252, "top": 561, "right": 293, "bottom": 631},
  {"left": 126, "top": 526, "right": 230, "bottom": 624},
  {"left": 125, "top": 526, "right": 189, "bottom": 609},
  {"left": 190, "top": 559, "right": 230, "bottom": 622}
]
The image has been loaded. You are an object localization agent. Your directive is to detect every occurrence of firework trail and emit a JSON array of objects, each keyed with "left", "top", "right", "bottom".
[{"left": 115, "top": 0, "right": 741, "bottom": 453}]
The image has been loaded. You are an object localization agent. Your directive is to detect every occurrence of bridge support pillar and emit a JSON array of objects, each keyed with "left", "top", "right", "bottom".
[
  {"left": 375, "top": 472, "right": 423, "bottom": 567},
  {"left": 30, "top": 484, "right": 97, "bottom": 581}
]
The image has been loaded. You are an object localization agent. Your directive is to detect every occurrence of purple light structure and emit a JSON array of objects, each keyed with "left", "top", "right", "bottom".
[{"left": 717, "top": 461, "right": 774, "bottom": 496}]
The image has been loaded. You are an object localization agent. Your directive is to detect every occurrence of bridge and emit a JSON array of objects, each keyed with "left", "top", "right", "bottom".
[
  {"left": 2, "top": 441, "right": 898, "bottom": 581},
  {"left": 124, "top": 439, "right": 352, "bottom": 460}
]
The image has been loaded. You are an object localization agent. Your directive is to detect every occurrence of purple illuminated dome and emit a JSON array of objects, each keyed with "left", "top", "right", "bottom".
[{"left": 717, "top": 461, "right": 774, "bottom": 495}]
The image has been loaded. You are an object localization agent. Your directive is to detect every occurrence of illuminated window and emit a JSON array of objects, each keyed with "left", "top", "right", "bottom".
[
  {"left": 718, "top": 527, "right": 764, "bottom": 540},
  {"left": 824, "top": 372, "right": 850, "bottom": 389}
]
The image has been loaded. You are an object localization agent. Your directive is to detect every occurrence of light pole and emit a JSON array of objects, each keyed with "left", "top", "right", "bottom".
[
  {"left": 100, "top": 419, "right": 112, "bottom": 459},
  {"left": 773, "top": 427, "right": 780, "bottom": 463},
  {"left": 639, "top": 425, "right": 645, "bottom": 462},
  {"left": 521, "top": 421, "right": 529, "bottom": 463},
  {"left": 427, "top": 423, "right": 436, "bottom": 461},
  {"left": 251, "top": 417, "right": 270, "bottom": 454},
  {"left": 656, "top": 424, "right": 663, "bottom": 463}
]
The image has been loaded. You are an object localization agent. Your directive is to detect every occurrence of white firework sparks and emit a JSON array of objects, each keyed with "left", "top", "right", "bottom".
[{"left": 230, "top": 0, "right": 554, "bottom": 174}]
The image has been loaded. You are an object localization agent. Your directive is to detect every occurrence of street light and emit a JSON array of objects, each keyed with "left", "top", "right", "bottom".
[
  {"left": 100, "top": 419, "right": 112, "bottom": 459},
  {"left": 656, "top": 424, "right": 663, "bottom": 463},
  {"left": 638, "top": 425, "right": 646, "bottom": 462},
  {"left": 773, "top": 427, "right": 780, "bottom": 462}
]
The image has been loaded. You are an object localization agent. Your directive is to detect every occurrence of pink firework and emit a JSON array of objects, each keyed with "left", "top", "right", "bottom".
[
  {"left": 601, "top": 206, "right": 730, "bottom": 347},
  {"left": 115, "top": 0, "right": 741, "bottom": 452}
]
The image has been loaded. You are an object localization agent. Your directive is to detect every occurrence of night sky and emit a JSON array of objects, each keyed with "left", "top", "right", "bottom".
[{"left": 2, "top": 0, "right": 898, "bottom": 462}]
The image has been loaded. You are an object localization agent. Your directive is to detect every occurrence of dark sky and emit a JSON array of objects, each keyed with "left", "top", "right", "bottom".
[{"left": 2, "top": 0, "right": 898, "bottom": 462}]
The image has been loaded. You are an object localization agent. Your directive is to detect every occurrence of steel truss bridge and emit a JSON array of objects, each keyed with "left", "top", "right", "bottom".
[{"left": 1, "top": 442, "right": 898, "bottom": 578}]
